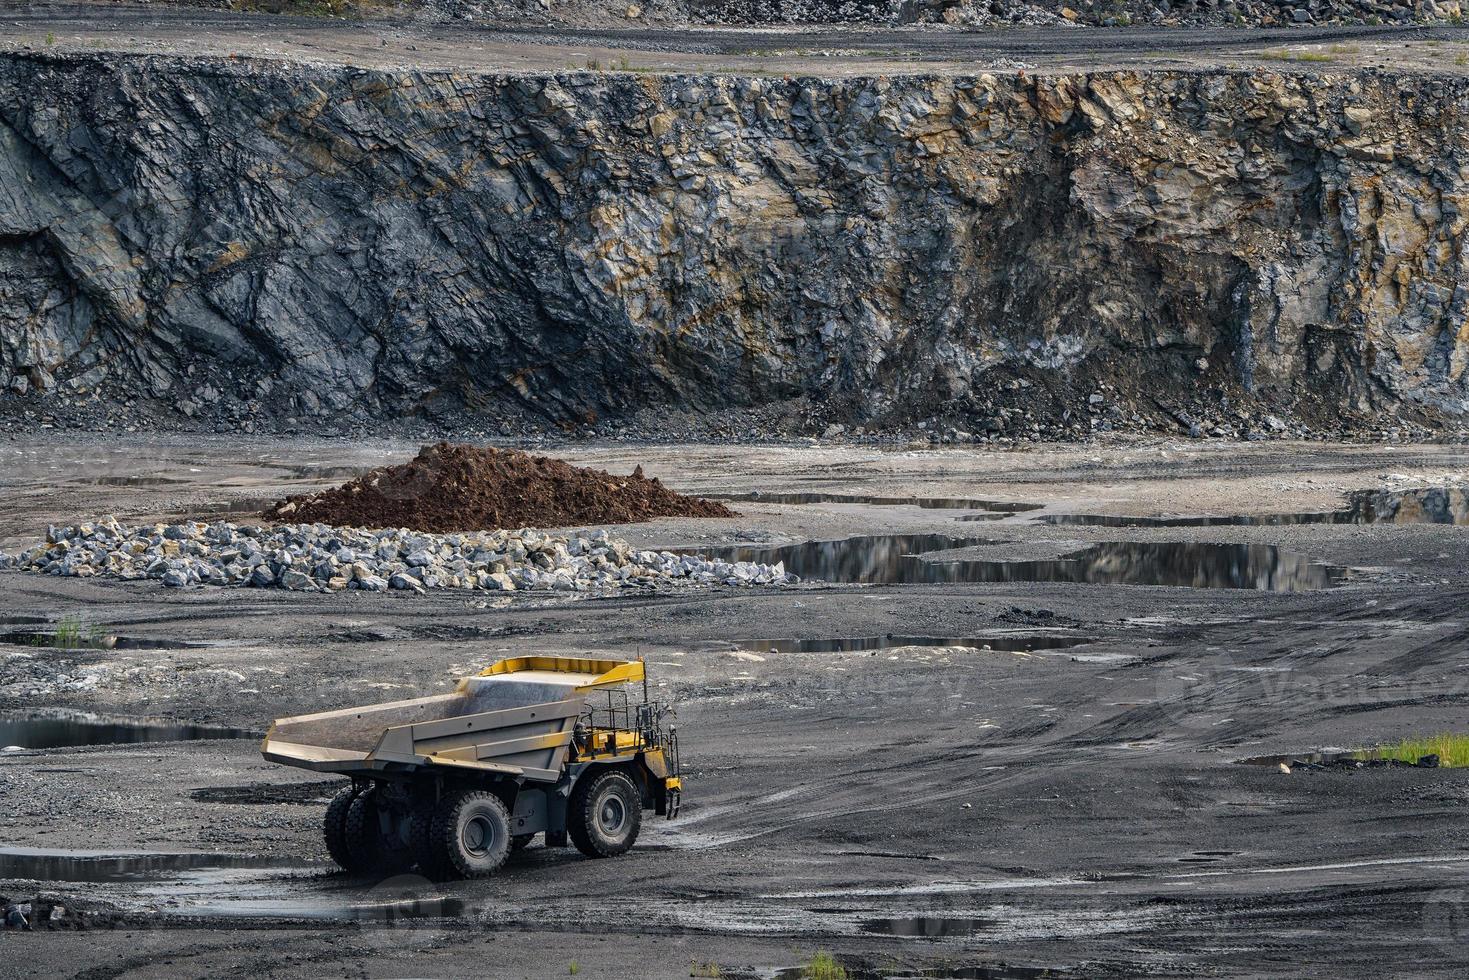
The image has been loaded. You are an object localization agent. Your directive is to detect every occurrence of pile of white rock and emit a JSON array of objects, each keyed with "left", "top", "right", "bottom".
[{"left": 0, "top": 519, "right": 790, "bottom": 593}]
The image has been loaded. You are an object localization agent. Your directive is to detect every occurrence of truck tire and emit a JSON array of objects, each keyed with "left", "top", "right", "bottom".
[
  {"left": 434, "top": 790, "right": 512, "bottom": 879},
  {"left": 568, "top": 769, "right": 642, "bottom": 858},
  {"left": 323, "top": 785, "right": 362, "bottom": 871},
  {"left": 345, "top": 784, "right": 414, "bottom": 874},
  {"left": 409, "top": 796, "right": 450, "bottom": 880}
]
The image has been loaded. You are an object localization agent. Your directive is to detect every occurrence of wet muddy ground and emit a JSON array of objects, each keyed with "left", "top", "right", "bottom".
[{"left": 2, "top": 435, "right": 1469, "bottom": 977}]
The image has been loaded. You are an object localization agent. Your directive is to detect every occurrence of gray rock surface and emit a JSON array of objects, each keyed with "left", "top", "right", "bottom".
[{"left": 2, "top": 54, "right": 1469, "bottom": 431}]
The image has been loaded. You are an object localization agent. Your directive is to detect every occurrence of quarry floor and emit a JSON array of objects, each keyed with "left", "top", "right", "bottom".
[
  {"left": 1, "top": 435, "right": 1469, "bottom": 977},
  {"left": 6, "top": 3, "right": 1469, "bottom": 76}
]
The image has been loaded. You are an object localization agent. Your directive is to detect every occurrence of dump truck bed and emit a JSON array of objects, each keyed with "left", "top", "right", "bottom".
[{"left": 262, "top": 656, "right": 640, "bottom": 782}]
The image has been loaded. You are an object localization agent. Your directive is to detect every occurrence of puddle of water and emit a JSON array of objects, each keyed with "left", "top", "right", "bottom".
[
  {"left": 258, "top": 463, "right": 374, "bottom": 480},
  {"left": 1237, "top": 751, "right": 1346, "bottom": 767},
  {"left": 0, "top": 711, "right": 258, "bottom": 751},
  {"left": 861, "top": 915, "right": 995, "bottom": 938},
  {"left": 1042, "top": 486, "right": 1469, "bottom": 527},
  {"left": 0, "top": 847, "right": 293, "bottom": 883},
  {"left": 689, "top": 536, "right": 1343, "bottom": 592},
  {"left": 775, "top": 963, "right": 1057, "bottom": 980},
  {"left": 0, "top": 631, "right": 216, "bottom": 651},
  {"left": 190, "top": 895, "right": 468, "bottom": 921},
  {"left": 711, "top": 491, "right": 1040, "bottom": 513},
  {"left": 931, "top": 542, "right": 1345, "bottom": 592},
  {"left": 731, "top": 635, "right": 1092, "bottom": 654},
  {"left": 682, "top": 533, "right": 991, "bottom": 585},
  {"left": 82, "top": 476, "right": 191, "bottom": 487},
  {"left": 1236, "top": 750, "right": 1437, "bottom": 770},
  {"left": 1177, "top": 850, "right": 1240, "bottom": 863},
  {"left": 906, "top": 971, "right": 1060, "bottom": 980}
]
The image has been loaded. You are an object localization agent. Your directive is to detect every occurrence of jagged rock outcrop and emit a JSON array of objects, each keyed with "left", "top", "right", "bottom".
[{"left": 2, "top": 53, "right": 1468, "bottom": 431}]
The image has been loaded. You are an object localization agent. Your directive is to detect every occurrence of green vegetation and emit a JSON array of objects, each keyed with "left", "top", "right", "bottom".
[
  {"left": 26, "top": 616, "right": 110, "bottom": 650},
  {"left": 689, "top": 961, "right": 723, "bottom": 978},
  {"left": 569, "top": 961, "right": 581, "bottom": 976},
  {"left": 802, "top": 952, "right": 848, "bottom": 980},
  {"left": 1355, "top": 734, "right": 1469, "bottom": 768},
  {"left": 45, "top": 32, "right": 55, "bottom": 46}
]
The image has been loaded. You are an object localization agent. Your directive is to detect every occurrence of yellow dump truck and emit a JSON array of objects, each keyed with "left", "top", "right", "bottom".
[{"left": 261, "top": 656, "right": 681, "bottom": 878}]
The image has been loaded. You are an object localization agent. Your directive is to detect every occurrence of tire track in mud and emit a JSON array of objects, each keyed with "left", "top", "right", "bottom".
[
  {"left": 663, "top": 742, "right": 1085, "bottom": 849},
  {"left": 1052, "top": 591, "right": 1469, "bottom": 754}
]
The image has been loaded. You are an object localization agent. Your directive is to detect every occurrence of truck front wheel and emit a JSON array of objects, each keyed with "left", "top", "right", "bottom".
[
  {"left": 434, "top": 790, "right": 512, "bottom": 879},
  {"left": 568, "top": 769, "right": 642, "bottom": 858}
]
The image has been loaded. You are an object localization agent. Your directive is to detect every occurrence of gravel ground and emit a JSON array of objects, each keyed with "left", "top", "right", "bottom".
[
  {"left": 5, "top": 3, "right": 1469, "bottom": 76},
  {"left": 1, "top": 434, "right": 1468, "bottom": 977}
]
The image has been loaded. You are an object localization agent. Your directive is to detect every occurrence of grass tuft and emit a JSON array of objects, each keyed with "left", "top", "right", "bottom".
[
  {"left": 26, "top": 615, "right": 109, "bottom": 650},
  {"left": 1354, "top": 733, "right": 1469, "bottom": 768},
  {"left": 802, "top": 951, "right": 848, "bottom": 980}
]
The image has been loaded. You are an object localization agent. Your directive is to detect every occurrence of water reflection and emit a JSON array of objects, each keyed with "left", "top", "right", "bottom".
[
  {"left": 0, "top": 712, "right": 257, "bottom": 751},
  {"left": 0, "top": 847, "right": 291, "bottom": 883},
  {"left": 688, "top": 536, "right": 1342, "bottom": 591},
  {"left": 712, "top": 491, "right": 1039, "bottom": 512},
  {"left": 732, "top": 635, "right": 1092, "bottom": 654},
  {"left": 1043, "top": 486, "right": 1469, "bottom": 527}
]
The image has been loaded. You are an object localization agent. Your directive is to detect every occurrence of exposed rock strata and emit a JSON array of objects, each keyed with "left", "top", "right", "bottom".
[{"left": 2, "top": 54, "right": 1467, "bottom": 431}]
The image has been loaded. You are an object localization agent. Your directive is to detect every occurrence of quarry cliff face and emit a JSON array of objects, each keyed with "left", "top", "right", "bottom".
[{"left": 1, "top": 53, "right": 1466, "bottom": 432}]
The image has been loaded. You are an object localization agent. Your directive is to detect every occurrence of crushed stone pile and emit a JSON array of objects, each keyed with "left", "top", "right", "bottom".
[
  {"left": 0, "top": 519, "right": 791, "bottom": 593},
  {"left": 264, "top": 442, "right": 735, "bottom": 533}
]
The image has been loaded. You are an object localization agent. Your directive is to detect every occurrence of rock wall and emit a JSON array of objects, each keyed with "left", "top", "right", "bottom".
[{"left": 2, "top": 53, "right": 1468, "bottom": 432}]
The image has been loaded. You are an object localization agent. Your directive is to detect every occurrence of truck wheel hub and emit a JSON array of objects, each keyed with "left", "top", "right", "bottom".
[
  {"left": 599, "top": 796, "right": 626, "bottom": 834},
  {"left": 463, "top": 815, "right": 496, "bottom": 856}
]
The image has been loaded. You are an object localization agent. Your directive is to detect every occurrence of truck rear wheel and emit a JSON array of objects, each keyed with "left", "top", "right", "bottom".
[
  {"left": 434, "top": 790, "right": 512, "bottom": 879},
  {"left": 568, "top": 769, "right": 642, "bottom": 858},
  {"left": 344, "top": 784, "right": 413, "bottom": 874},
  {"left": 409, "top": 795, "right": 449, "bottom": 879},
  {"left": 323, "top": 785, "right": 364, "bottom": 872}
]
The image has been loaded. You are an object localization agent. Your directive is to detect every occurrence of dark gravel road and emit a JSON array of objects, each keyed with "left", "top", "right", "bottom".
[{"left": 6, "top": 2, "right": 1468, "bottom": 74}]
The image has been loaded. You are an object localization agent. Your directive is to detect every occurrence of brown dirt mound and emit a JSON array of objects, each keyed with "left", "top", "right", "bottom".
[{"left": 263, "top": 442, "right": 736, "bottom": 532}]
